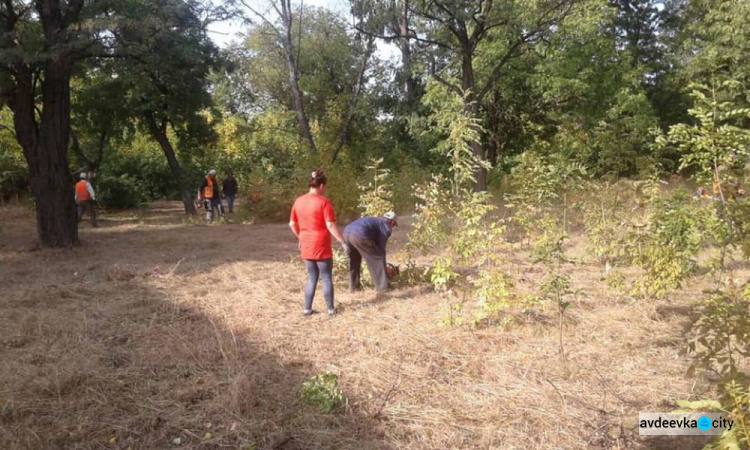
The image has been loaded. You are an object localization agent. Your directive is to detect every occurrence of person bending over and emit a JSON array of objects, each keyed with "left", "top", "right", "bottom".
[{"left": 344, "top": 211, "right": 397, "bottom": 293}]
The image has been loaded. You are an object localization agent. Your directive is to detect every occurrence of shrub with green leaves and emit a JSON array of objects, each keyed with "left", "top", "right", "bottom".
[
  {"left": 0, "top": 151, "right": 27, "bottom": 202},
  {"left": 688, "top": 282, "right": 750, "bottom": 382},
  {"left": 505, "top": 151, "right": 586, "bottom": 255},
  {"left": 405, "top": 175, "right": 455, "bottom": 256},
  {"left": 634, "top": 191, "right": 709, "bottom": 298},
  {"left": 658, "top": 81, "right": 750, "bottom": 259},
  {"left": 96, "top": 173, "right": 150, "bottom": 209},
  {"left": 357, "top": 157, "right": 394, "bottom": 217},
  {"left": 682, "top": 278, "right": 750, "bottom": 449},
  {"left": 299, "top": 372, "right": 348, "bottom": 413},
  {"left": 677, "top": 382, "right": 750, "bottom": 450},
  {"left": 407, "top": 85, "right": 531, "bottom": 326},
  {"left": 0, "top": 110, "right": 28, "bottom": 201},
  {"left": 471, "top": 270, "right": 540, "bottom": 327},
  {"left": 580, "top": 180, "right": 644, "bottom": 268}
]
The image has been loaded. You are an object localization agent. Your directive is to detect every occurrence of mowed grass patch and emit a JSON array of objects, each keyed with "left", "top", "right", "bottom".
[{"left": 0, "top": 203, "right": 721, "bottom": 449}]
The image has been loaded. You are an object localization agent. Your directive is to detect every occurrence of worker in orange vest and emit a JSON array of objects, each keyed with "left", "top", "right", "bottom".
[
  {"left": 198, "top": 169, "right": 224, "bottom": 223},
  {"left": 75, "top": 173, "right": 98, "bottom": 227}
]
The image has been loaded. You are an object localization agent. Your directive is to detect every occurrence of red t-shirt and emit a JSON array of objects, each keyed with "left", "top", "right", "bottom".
[{"left": 290, "top": 193, "right": 336, "bottom": 260}]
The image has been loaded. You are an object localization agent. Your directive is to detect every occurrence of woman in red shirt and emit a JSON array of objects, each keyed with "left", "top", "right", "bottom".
[{"left": 289, "top": 170, "right": 348, "bottom": 316}]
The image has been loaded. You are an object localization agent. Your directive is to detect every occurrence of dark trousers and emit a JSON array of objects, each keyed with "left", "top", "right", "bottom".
[
  {"left": 344, "top": 231, "right": 389, "bottom": 292},
  {"left": 77, "top": 200, "right": 97, "bottom": 227},
  {"left": 226, "top": 194, "right": 235, "bottom": 213},
  {"left": 305, "top": 258, "right": 334, "bottom": 311}
]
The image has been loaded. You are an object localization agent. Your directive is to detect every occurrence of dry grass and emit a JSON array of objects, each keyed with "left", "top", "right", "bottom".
[{"left": 0, "top": 201, "right": 729, "bottom": 449}]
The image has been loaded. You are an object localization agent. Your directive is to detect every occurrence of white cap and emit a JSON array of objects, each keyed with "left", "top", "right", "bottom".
[
  {"left": 209, "top": 169, "right": 217, "bottom": 176},
  {"left": 384, "top": 211, "right": 397, "bottom": 225},
  {"left": 80, "top": 172, "right": 87, "bottom": 179}
]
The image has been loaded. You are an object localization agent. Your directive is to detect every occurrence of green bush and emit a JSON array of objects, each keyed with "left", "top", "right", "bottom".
[
  {"left": 98, "top": 137, "right": 181, "bottom": 204},
  {"left": 240, "top": 182, "right": 298, "bottom": 222},
  {"left": 0, "top": 154, "right": 27, "bottom": 201},
  {"left": 357, "top": 157, "right": 394, "bottom": 217},
  {"left": 0, "top": 130, "right": 28, "bottom": 201},
  {"left": 96, "top": 174, "right": 149, "bottom": 209},
  {"left": 635, "top": 191, "right": 710, "bottom": 298},
  {"left": 299, "top": 372, "right": 348, "bottom": 413}
]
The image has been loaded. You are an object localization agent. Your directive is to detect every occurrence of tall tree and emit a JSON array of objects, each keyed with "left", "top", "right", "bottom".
[
  {"left": 409, "top": 0, "right": 575, "bottom": 190},
  {"left": 239, "top": 1, "right": 376, "bottom": 160},
  {"left": 70, "top": 62, "right": 131, "bottom": 177},
  {"left": 681, "top": 0, "right": 750, "bottom": 104},
  {"left": 610, "top": 0, "right": 661, "bottom": 70},
  {"left": 350, "top": 0, "right": 419, "bottom": 108},
  {"left": 106, "top": 0, "right": 221, "bottom": 215},
  {"left": 241, "top": 0, "right": 318, "bottom": 152},
  {"left": 0, "top": 0, "right": 87, "bottom": 247}
]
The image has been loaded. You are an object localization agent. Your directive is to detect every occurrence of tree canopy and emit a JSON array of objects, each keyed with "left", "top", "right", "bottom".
[{"left": 1, "top": 0, "right": 749, "bottom": 245}]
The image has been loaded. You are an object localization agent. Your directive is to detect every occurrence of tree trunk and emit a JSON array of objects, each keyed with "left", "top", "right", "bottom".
[
  {"left": 37, "top": 58, "right": 79, "bottom": 245},
  {"left": 12, "top": 58, "right": 79, "bottom": 247},
  {"left": 2, "top": 0, "right": 85, "bottom": 247},
  {"left": 145, "top": 112, "right": 197, "bottom": 215},
  {"left": 487, "top": 139, "right": 498, "bottom": 168},
  {"left": 397, "top": 0, "right": 415, "bottom": 105},
  {"left": 486, "top": 94, "right": 502, "bottom": 168},
  {"left": 460, "top": 47, "right": 487, "bottom": 191},
  {"left": 281, "top": 0, "right": 317, "bottom": 153}
]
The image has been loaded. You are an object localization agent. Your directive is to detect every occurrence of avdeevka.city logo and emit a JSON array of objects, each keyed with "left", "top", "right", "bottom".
[
  {"left": 639, "top": 412, "right": 734, "bottom": 436},
  {"left": 697, "top": 415, "right": 712, "bottom": 431}
]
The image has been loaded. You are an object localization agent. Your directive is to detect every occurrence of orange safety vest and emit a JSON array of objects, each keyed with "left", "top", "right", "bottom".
[
  {"left": 204, "top": 176, "right": 217, "bottom": 199},
  {"left": 75, "top": 180, "right": 91, "bottom": 202}
]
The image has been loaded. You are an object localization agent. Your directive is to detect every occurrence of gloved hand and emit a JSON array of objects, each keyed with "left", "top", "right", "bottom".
[{"left": 341, "top": 242, "right": 351, "bottom": 257}]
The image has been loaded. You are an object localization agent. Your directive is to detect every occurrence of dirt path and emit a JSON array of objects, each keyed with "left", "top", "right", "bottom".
[{"left": 0, "top": 202, "right": 718, "bottom": 449}]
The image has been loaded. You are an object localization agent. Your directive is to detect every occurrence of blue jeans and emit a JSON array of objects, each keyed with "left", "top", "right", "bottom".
[
  {"left": 305, "top": 258, "right": 334, "bottom": 311},
  {"left": 226, "top": 194, "right": 235, "bottom": 213}
]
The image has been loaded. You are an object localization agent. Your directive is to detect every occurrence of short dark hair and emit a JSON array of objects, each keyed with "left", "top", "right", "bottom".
[{"left": 309, "top": 169, "right": 327, "bottom": 188}]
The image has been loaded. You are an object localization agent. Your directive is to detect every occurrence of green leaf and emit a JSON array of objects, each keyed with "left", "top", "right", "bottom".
[{"left": 675, "top": 399, "right": 722, "bottom": 410}]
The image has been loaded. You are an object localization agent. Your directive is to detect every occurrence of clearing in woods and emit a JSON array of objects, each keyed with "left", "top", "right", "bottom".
[{"left": 0, "top": 202, "right": 722, "bottom": 449}]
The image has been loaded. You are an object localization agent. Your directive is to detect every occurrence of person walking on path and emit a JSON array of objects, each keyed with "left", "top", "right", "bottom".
[
  {"left": 289, "top": 170, "right": 349, "bottom": 316},
  {"left": 75, "top": 173, "right": 98, "bottom": 227},
  {"left": 222, "top": 170, "right": 238, "bottom": 213},
  {"left": 343, "top": 212, "right": 397, "bottom": 293},
  {"left": 198, "top": 169, "right": 224, "bottom": 223}
]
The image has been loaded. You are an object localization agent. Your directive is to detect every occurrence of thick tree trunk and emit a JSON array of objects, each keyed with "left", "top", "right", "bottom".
[
  {"left": 2, "top": 0, "right": 85, "bottom": 247},
  {"left": 145, "top": 112, "right": 197, "bottom": 215},
  {"left": 36, "top": 59, "right": 79, "bottom": 245},
  {"left": 12, "top": 59, "right": 79, "bottom": 247}
]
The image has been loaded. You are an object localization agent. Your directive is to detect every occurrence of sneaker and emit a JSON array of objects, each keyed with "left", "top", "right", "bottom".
[
  {"left": 327, "top": 309, "right": 336, "bottom": 316},
  {"left": 303, "top": 309, "right": 314, "bottom": 316}
]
